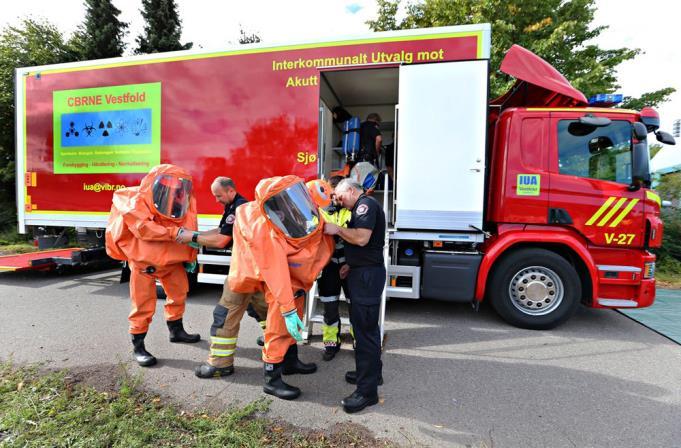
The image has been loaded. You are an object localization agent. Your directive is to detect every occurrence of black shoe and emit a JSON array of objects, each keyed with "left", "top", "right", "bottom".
[
  {"left": 167, "top": 319, "right": 201, "bottom": 343},
  {"left": 131, "top": 333, "right": 157, "bottom": 367},
  {"left": 341, "top": 391, "right": 379, "bottom": 414},
  {"left": 282, "top": 344, "right": 317, "bottom": 375},
  {"left": 322, "top": 344, "right": 340, "bottom": 361},
  {"left": 256, "top": 335, "right": 264, "bottom": 347},
  {"left": 345, "top": 370, "right": 384, "bottom": 386},
  {"left": 194, "top": 363, "right": 234, "bottom": 378},
  {"left": 263, "top": 362, "right": 300, "bottom": 400}
]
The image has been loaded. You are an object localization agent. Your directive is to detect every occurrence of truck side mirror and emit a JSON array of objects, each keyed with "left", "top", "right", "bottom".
[
  {"left": 630, "top": 141, "right": 651, "bottom": 191},
  {"left": 633, "top": 122, "right": 647, "bottom": 141},
  {"left": 656, "top": 131, "right": 676, "bottom": 145},
  {"left": 579, "top": 114, "right": 611, "bottom": 127}
]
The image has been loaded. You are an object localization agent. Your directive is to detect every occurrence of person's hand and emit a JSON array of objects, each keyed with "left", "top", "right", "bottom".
[
  {"left": 324, "top": 223, "right": 341, "bottom": 236},
  {"left": 282, "top": 309, "right": 304, "bottom": 342},
  {"left": 183, "top": 261, "right": 197, "bottom": 273},
  {"left": 175, "top": 227, "right": 186, "bottom": 242},
  {"left": 339, "top": 264, "right": 350, "bottom": 280},
  {"left": 177, "top": 229, "right": 195, "bottom": 244}
]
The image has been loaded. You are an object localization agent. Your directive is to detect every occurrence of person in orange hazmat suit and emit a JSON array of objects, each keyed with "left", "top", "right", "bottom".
[
  {"left": 106, "top": 164, "right": 201, "bottom": 367},
  {"left": 228, "top": 175, "right": 334, "bottom": 400}
]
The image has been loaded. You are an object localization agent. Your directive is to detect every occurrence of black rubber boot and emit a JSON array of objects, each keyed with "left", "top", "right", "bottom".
[
  {"left": 322, "top": 344, "right": 341, "bottom": 361},
  {"left": 131, "top": 333, "right": 157, "bottom": 367},
  {"left": 282, "top": 344, "right": 317, "bottom": 375},
  {"left": 263, "top": 362, "right": 300, "bottom": 400},
  {"left": 167, "top": 318, "right": 201, "bottom": 343},
  {"left": 194, "top": 363, "right": 234, "bottom": 378}
]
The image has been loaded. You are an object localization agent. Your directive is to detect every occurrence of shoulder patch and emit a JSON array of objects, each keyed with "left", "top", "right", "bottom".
[
  {"left": 356, "top": 204, "right": 369, "bottom": 216},
  {"left": 225, "top": 214, "right": 236, "bottom": 225}
]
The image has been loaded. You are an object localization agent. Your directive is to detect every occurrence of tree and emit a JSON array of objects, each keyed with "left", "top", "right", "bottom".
[
  {"left": 621, "top": 87, "right": 676, "bottom": 110},
  {"left": 0, "top": 19, "right": 79, "bottom": 227},
  {"left": 70, "top": 0, "right": 128, "bottom": 60},
  {"left": 135, "top": 0, "right": 192, "bottom": 54},
  {"left": 238, "top": 27, "right": 261, "bottom": 45},
  {"left": 367, "top": 0, "right": 675, "bottom": 107},
  {"left": 656, "top": 171, "right": 681, "bottom": 202}
]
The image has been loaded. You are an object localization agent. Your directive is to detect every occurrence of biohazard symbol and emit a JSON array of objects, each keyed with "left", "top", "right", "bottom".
[
  {"left": 65, "top": 121, "right": 79, "bottom": 138},
  {"left": 82, "top": 122, "right": 96, "bottom": 137}
]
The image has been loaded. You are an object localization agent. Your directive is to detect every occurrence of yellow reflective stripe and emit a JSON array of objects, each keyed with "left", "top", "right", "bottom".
[
  {"left": 210, "top": 349, "right": 235, "bottom": 357},
  {"left": 586, "top": 197, "right": 616, "bottom": 226},
  {"left": 609, "top": 199, "right": 639, "bottom": 227},
  {"left": 258, "top": 321, "right": 266, "bottom": 329},
  {"left": 211, "top": 336, "right": 237, "bottom": 345},
  {"left": 646, "top": 191, "right": 661, "bottom": 207},
  {"left": 597, "top": 197, "right": 628, "bottom": 227}
]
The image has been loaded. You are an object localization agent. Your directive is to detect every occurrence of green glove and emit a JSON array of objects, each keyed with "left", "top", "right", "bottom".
[
  {"left": 282, "top": 309, "right": 304, "bottom": 342},
  {"left": 183, "top": 261, "right": 197, "bottom": 273}
]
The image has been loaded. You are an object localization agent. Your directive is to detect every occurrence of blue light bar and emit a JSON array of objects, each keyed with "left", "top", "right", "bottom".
[{"left": 588, "top": 93, "right": 623, "bottom": 107}]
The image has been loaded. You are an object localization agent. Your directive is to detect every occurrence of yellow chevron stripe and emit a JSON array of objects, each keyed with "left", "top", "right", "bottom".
[
  {"left": 609, "top": 199, "right": 640, "bottom": 227},
  {"left": 585, "top": 196, "right": 616, "bottom": 226},
  {"left": 646, "top": 191, "right": 661, "bottom": 207},
  {"left": 597, "top": 197, "right": 628, "bottom": 227}
]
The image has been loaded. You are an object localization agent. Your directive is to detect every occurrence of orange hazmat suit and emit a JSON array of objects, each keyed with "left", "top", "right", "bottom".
[
  {"left": 228, "top": 175, "right": 334, "bottom": 363},
  {"left": 106, "top": 164, "right": 198, "bottom": 334}
]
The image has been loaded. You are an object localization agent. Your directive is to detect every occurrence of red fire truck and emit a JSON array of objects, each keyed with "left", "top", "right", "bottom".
[{"left": 15, "top": 24, "right": 676, "bottom": 329}]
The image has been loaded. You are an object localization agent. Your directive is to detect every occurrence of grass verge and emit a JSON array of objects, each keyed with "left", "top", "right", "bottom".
[{"left": 0, "top": 361, "right": 394, "bottom": 447}]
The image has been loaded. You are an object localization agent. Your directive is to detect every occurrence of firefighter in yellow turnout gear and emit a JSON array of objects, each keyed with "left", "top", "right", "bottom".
[{"left": 308, "top": 177, "right": 353, "bottom": 361}]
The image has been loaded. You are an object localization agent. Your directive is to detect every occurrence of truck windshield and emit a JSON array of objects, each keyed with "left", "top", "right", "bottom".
[{"left": 557, "top": 120, "right": 633, "bottom": 184}]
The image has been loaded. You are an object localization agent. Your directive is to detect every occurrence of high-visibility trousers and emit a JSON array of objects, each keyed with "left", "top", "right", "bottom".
[
  {"left": 208, "top": 280, "right": 268, "bottom": 368},
  {"left": 128, "top": 261, "right": 188, "bottom": 334}
]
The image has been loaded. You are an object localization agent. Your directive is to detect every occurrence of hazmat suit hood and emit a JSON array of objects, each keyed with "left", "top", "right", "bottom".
[
  {"left": 228, "top": 175, "right": 334, "bottom": 313},
  {"left": 105, "top": 164, "right": 198, "bottom": 266}
]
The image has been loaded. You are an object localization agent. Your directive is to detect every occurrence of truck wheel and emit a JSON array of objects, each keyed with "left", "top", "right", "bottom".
[{"left": 489, "top": 248, "right": 581, "bottom": 330}]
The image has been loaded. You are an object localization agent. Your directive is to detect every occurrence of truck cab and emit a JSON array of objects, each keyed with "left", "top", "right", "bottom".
[{"left": 479, "top": 46, "right": 672, "bottom": 328}]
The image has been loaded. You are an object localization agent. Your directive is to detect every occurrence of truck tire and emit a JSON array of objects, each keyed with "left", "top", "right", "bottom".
[{"left": 489, "top": 248, "right": 581, "bottom": 330}]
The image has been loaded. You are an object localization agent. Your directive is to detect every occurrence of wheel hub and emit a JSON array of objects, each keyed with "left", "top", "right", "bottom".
[{"left": 509, "top": 266, "right": 564, "bottom": 316}]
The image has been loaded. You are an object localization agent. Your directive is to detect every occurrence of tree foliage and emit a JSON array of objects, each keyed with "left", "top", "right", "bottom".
[
  {"left": 70, "top": 0, "right": 128, "bottom": 60},
  {"left": 0, "top": 19, "right": 79, "bottom": 228},
  {"left": 621, "top": 87, "right": 676, "bottom": 110},
  {"left": 656, "top": 172, "right": 681, "bottom": 202},
  {"left": 238, "top": 28, "right": 261, "bottom": 45},
  {"left": 367, "top": 0, "right": 675, "bottom": 107},
  {"left": 135, "top": 0, "right": 192, "bottom": 54}
]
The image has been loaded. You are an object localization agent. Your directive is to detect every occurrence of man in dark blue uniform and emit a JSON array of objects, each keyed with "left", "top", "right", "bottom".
[{"left": 323, "top": 178, "right": 386, "bottom": 413}]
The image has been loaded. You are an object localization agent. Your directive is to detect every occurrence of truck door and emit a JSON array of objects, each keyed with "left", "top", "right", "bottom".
[
  {"left": 395, "top": 60, "right": 488, "bottom": 231},
  {"left": 548, "top": 113, "right": 645, "bottom": 248}
]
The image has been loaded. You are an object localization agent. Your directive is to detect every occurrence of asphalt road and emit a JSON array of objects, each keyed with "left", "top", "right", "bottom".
[{"left": 1, "top": 268, "right": 680, "bottom": 447}]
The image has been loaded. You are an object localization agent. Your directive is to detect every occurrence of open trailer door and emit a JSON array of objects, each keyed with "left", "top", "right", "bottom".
[{"left": 395, "top": 60, "right": 489, "bottom": 232}]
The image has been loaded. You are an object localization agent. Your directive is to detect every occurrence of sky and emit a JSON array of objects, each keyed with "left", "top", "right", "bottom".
[{"left": 2, "top": 0, "right": 680, "bottom": 165}]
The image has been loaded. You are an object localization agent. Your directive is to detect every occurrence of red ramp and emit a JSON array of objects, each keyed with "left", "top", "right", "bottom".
[{"left": 0, "top": 248, "right": 82, "bottom": 272}]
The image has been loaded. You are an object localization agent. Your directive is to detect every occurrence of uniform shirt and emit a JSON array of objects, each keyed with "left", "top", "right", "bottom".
[
  {"left": 344, "top": 194, "right": 385, "bottom": 267},
  {"left": 218, "top": 193, "right": 247, "bottom": 245},
  {"left": 359, "top": 121, "right": 381, "bottom": 163}
]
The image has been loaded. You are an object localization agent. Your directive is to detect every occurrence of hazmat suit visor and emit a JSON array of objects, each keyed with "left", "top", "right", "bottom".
[
  {"left": 151, "top": 174, "right": 192, "bottom": 219},
  {"left": 263, "top": 182, "right": 320, "bottom": 239}
]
